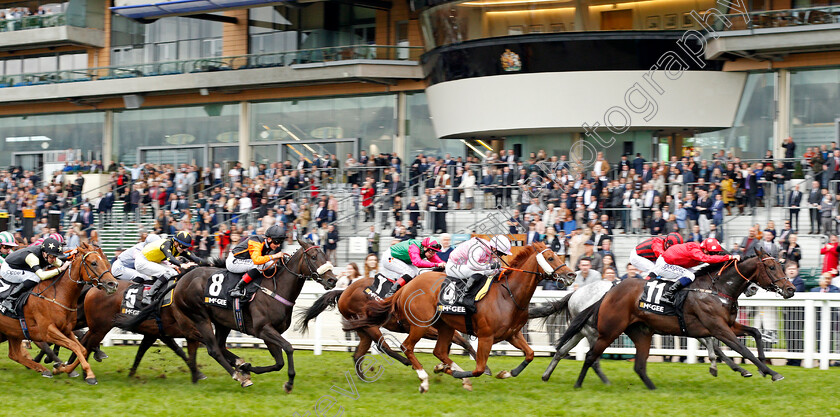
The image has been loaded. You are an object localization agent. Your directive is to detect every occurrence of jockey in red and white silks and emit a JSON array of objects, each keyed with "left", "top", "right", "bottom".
[{"left": 652, "top": 238, "right": 739, "bottom": 303}]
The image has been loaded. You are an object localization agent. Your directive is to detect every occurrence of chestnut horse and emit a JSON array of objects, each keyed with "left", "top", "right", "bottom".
[
  {"left": 297, "top": 276, "right": 485, "bottom": 386},
  {"left": 559, "top": 247, "right": 796, "bottom": 390},
  {"left": 345, "top": 242, "right": 575, "bottom": 393},
  {"left": 0, "top": 242, "right": 118, "bottom": 384}
]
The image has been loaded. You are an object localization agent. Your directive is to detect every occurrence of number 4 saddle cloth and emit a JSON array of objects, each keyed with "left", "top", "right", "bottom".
[{"left": 202, "top": 270, "right": 262, "bottom": 310}]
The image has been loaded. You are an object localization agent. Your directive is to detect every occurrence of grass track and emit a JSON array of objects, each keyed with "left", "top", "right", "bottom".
[{"left": 0, "top": 346, "right": 836, "bottom": 417}]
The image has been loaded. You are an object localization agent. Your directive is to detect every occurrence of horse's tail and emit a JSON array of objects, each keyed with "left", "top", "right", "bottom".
[
  {"left": 342, "top": 297, "right": 396, "bottom": 333},
  {"left": 296, "top": 290, "right": 344, "bottom": 333},
  {"left": 529, "top": 292, "right": 573, "bottom": 320},
  {"left": 555, "top": 298, "right": 602, "bottom": 350}
]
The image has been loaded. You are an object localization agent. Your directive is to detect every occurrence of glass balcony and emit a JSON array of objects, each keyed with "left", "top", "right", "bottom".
[
  {"left": 715, "top": 6, "right": 840, "bottom": 31},
  {"left": 0, "top": 13, "right": 65, "bottom": 32},
  {"left": 0, "top": 44, "right": 423, "bottom": 88}
]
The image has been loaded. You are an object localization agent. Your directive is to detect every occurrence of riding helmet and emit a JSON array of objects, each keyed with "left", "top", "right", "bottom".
[{"left": 41, "top": 237, "right": 63, "bottom": 257}]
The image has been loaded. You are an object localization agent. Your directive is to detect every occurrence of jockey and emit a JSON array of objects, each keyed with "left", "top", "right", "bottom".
[
  {"left": 0, "top": 231, "right": 18, "bottom": 264},
  {"left": 445, "top": 235, "right": 513, "bottom": 313},
  {"left": 653, "top": 237, "right": 739, "bottom": 304},
  {"left": 227, "top": 224, "right": 287, "bottom": 298},
  {"left": 136, "top": 231, "right": 205, "bottom": 305},
  {"left": 0, "top": 237, "right": 68, "bottom": 312},
  {"left": 112, "top": 234, "right": 162, "bottom": 282},
  {"left": 383, "top": 237, "right": 445, "bottom": 298},
  {"left": 630, "top": 232, "right": 683, "bottom": 278}
]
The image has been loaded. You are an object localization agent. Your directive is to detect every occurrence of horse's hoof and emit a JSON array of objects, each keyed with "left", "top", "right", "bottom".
[
  {"left": 495, "top": 370, "right": 512, "bottom": 379},
  {"left": 433, "top": 363, "right": 448, "bottom": 374},
  {"left": 94, "top": 351, "right": 108, "bottom": 362},
  {"left": 771, "top": 374, "right": 784, "bottom": 382},
  {"left": 483, "top": 368, "right": 492, "bottom": 376},
  {"left": 197, "top": 372, "right": 207, "bottom": 381},
  {"left": 541, "top": 374, "right": 550, "bottom": 382},
  {"left": 284, "top": 382, "right": 293, "bottom": 393},
  {"left": 462, "top": 381, "right": 473, "bottom": 391},
  {"left": 41, "top": 370, "right": 53, "bottom": 378},
  {"left": 742, "top": 371, "right": 753, "bottom": 378},
  {"left": 68, "top": 371, "right": 80, "bottom": 378},
  {"left": 128, "top": 370, "right": 136, "bottom": 378},
  {"left": 709, "top": 368, "right": 718, "bottom": 377},
  {"left": 85, "top": 377, "right": 98, "bottom": 385},
  {"left": 418, "top": 384, "right": 428, "bottom": 394},
  {"left": 241, "top": 379, "right": 254, "bottom": 388}
]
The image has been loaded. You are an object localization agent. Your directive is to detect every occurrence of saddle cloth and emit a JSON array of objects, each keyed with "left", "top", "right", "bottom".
[
  {"left": 436, "top": 275, "right": 494, "bottom": 316},
  {"left": 203, "top": 270, "right": 260, "bottom": 310},
  {"left": 364, "top": 274, "right": 396, "bottom": 301},
  {"left": 120, "top": 282, "right": 174, "bottom": 316},
  {"left": 638, "top": 279, "right": 689, "bottom": 323}
]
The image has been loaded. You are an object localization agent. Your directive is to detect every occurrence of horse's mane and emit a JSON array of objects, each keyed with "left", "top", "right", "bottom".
[
  {"left": 695, "top": 254, "right": 758, "bottom": 277},
  {"left": 508, "top": 245, "right": 538, "bottom": 267}
]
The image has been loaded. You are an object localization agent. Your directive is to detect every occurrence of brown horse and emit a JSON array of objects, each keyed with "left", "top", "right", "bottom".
[
  {"left": 344, "top": 242, "right": 575, "bottom": 393},
  {"left": 559, "top": 247, "right": 796, "bottom": 390},
  {"left": 118, "top": 237, "right": 337, "bottom": 389},
  {"left": 0, "top": 242, "right": 118, "bottom": 384},
  {"left": 297, "top": 277, "right": 486, "bottom": 389},
  {"left": 79, "top": 278, "right": 207, "bottom": 382}
]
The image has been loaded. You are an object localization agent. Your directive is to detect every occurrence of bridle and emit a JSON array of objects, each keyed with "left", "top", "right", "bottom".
[
  {"left": 500, "top": 248, "right": 573, "bottom": 311},
  {"left": 71, "top": 251, "right": 118, "bottom": 291},
  {"left": 279, "top": 245, "right": 335, "bottom": 285},
  {"left": 717, "top": 256, "right": 787, "bottom": 294}
]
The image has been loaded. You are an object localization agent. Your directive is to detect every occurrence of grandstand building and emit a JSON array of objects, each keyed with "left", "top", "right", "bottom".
[{"left": 0, "top": 0, "right": 839, "bottom": 171}]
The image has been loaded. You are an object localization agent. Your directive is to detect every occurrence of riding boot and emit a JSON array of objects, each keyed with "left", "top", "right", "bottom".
[
  {"left": 384, "top": 274, "right": 411, "bottom": 298},
  {"left": 0, "top": 280, "right": 37, "bottom": 312},
  {"left": 661, "top": 278, "right": 690, "bottom": 305},
  {"left": 142, "top": 276, "right": 167, "bottom": 306},
  {"left": 229, "top": 277, "right": 248, "bottom": 298},
  {"left": 458, "top": 274, "right": 481, "bottom": 313}
]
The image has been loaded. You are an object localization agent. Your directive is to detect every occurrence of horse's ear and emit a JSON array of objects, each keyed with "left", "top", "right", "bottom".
[
  {"left": 297, "top": 234, "right": 309, "bottom": 248},
  {"left": 755, "top": 246, "right": 765, "bottom": 257}
]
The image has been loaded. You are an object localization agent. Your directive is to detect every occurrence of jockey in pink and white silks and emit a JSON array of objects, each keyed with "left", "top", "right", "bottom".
[{"left": 445, "top": 235, "right": 513, "bottom": 313}]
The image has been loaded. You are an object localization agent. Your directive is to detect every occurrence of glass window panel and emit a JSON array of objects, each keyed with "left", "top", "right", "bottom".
[
  {"left": 0, "top": 112, "right": 105, "bottom": 167},
  {"left": 23, "top": 57, "right": 39, "bottom": 73},
  {"left": 39, "top": 55, "right": 57, "bottom": 72},
  {"left": 790, "top": 68, "right": 840, "bottom": 150},
  {"left": 5, "top": 59, "right": 21, "bottom": 75}
]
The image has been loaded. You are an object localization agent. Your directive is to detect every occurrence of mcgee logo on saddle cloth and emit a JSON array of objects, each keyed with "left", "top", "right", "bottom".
[
  {"left": 364, "top": 275, "right": 396, "bottom": 301},
  {"left": 436, "top": 276, "right": 494, "bottom": 315}
]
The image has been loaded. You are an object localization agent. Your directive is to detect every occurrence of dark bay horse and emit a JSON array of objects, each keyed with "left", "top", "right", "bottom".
[
  {"left": 0, "top": 243, "right": 118, "bottom": 384},
  {"left": 297, "top": 277, "right": 484, "bottom": 388},
  {"left": 120, "top": 237, "right": 337, "bottom": 389},
  {"left": 559, "top": 247, "right": 796, "bottom": 390},
  {"left": 80, "top": 276, "right": 211, "bottom": 382},
  {"left": 344, "top": 242, "right": 575, "bottom": 393}
]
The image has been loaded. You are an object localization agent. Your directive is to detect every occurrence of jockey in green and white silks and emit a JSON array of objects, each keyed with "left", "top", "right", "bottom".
[{"left": 0, "top": 231, "right": 18, "bottom": 265}]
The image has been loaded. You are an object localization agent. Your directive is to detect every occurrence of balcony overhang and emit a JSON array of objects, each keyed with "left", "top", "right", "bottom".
[
  {"left": 706, "top": 23, "right": 840, "bottom": 60},
  {"left": 0, "top": 26, "right": 105, "bottom": 51},
  {"left": 111, "top": 0, "right": 286, "bottom": 19},
  {"left": 0, "top": 60, "right": 422, "bottom": 105}
]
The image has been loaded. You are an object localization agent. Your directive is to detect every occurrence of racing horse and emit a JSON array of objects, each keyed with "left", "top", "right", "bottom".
[
  {"left": 296, "top": 276, "right": 487, "bottom": 387},
  {"left": 344, "top": 242, "right": 576, "bottom": 393},
  {"left": 0, "top": 242, "right": 118, "bottom": 384},
  {"left": 529, "top": 280, "right": 767, "bottom": 383},
  {"left": 558, "top": 247, "right": 796, "bottom": 390},
  {"left": 118, "top": 237, "right": 337, "bottom": 389}
]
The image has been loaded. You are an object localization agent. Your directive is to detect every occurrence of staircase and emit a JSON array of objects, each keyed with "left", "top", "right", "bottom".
[{"left": 87, "top": 200, "right": 156, "bottom": 258}]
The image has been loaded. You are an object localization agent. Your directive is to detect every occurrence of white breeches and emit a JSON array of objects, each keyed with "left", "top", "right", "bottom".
[
  {"left": 651, "top": 257, "right": 696, "bottom": 282},
  {"left": 225, "top": 253, "right": 272, "bottom": 274},
  {"left": 134, "top": 256, "right": 178, "bottom": 280},
  {"left": 111, "top": 259, "right": 150, "bottom": 282},
  {"left": 0, "top": 262, "right": 39, "bottom": 284},
  {"left": 629, "top": 252, "right": 656, "bottom": 275},
  {"left": 382, "top": 258, "right": 419, "bottom": 280}
]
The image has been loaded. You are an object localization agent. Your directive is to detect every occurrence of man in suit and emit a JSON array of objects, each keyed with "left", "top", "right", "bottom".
[
  {"left": 740, "top": 226, "right": 758, "bottom": 253},
  {"left": 827, "top": 149, "right": 840, "bottom": 193},
  {"left": 687, "top": 224, "right": 704, "bottom": 242},
  {"left": 788, "top": 184, "right": 803, "bottom": 231},
  {"left": 641, "top": 163, "right": 653, "bottom": 183},
  {"left": 633, "top": 153, "right": 646, "bottom": 176},
  {"left": 432, "top": 188, "right": 448, "bottom": 233},
  {"left": 808, "top": 180, "right": 822, "bottom": 234},
  {"left": 649, "top": 210, "right": 666, "bottom": 235},
  {"left": 707, "top": 223, "right": 723, "bottom": 243},
  {"left": 747, "top": 231, "right": 779, "bottom": 257},
  {"left": 711, "top": 193, "right": 725, "bottom": 227}
]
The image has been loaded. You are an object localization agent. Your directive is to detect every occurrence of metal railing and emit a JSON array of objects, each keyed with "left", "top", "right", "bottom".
[{"left": 0, "top": 44, "right": 423, "bottom": 87}]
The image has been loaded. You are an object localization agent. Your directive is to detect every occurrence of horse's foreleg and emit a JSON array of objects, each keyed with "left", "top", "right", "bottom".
[
  {"left": 712, "top": 343, "right": 752, "bottom": 377},
  {"left": 129, "top": 335, "right": 157, "bottom": 377},
  {"left": 451, "top": 331, "right": 490, "bottom": 375},
  {"left": 452, "top": 334, "right": 493, "bottom": 380},
  {"left": 709, "top": 320, "right": 782, "bottom": 381},
  {"left": 214, "top": 326, "right": 244, "bottom": 368},
  {"left": 74, "top": 329, "right": 106, "bottom": 361},
  {"left": 431, "top": 325, "right": 471, "bottom": 390},
  {"left": 699, "top": 337, "right": 719, "bottom": 377},
  {"left": 625, "top": 325, "right": 656, "bottom": 390},
  {"left": 245, "top": 325, "right": 296, "bottom": 392},
  {"left": 44, "top": 324, "right": 96, "bottom": 384},
  {"left": 190, "top": 317, "right": 243, "bottom": 385},
  {"left": 33, "top": 341, "right": 59, "bottom": 364},
  {"left": 503, "top": 330, "right": 534, "bottom": 378},
  {"left": 733, "top": 323, "right": 767, "bottom": 362},
  {"left": 543, "top": 330, "right": 585, "bottom": 382},
  {"left": 7, "top": 336, "right": 50, "bottom": 376}
]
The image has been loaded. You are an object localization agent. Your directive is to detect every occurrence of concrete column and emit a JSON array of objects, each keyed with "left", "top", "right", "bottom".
[
  {"left": 238, "top": 101, "right": 250, "bottom": 164},
  {"left": 775, "top": 69, "right": 790, "bottom": 159},
  {"left": 103, "top": 110, "right": 114, "bottom": 166},
  {"left": 396, "top": 92, "right": 407, "bottom": 162}
]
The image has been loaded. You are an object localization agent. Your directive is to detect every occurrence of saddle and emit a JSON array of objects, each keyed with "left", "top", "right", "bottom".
[
  {"left": 203, "top": 270, "right": 261, "bottom": 310},
  {"left": 436, "top": 275, "right": 494, "bottom": 316},
  {"left": 0, "top": 278, "right": 30, "bottom": 319},
  {"left": 364, "top": 274, "right": 396, "bottom": 301},
  {"left": 121, "top": 282, "right": 175, "bottom": 316}
]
